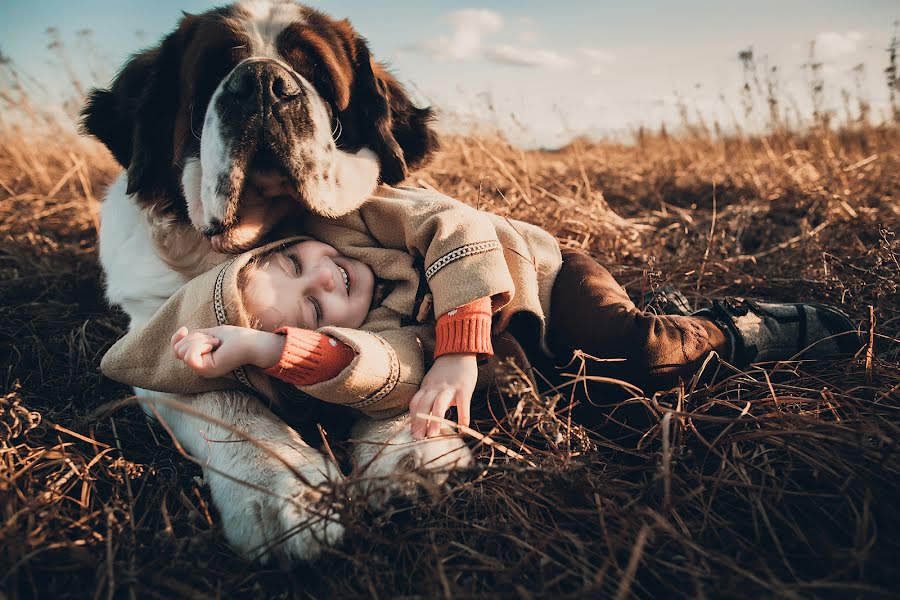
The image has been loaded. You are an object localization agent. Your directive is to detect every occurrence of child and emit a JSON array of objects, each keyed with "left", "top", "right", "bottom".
[
  {"left": 167, "top": 236, "right": 486, "bottom": 439},
  {"left": 102, "top": 186, "right": 860, "bottom": 438}
]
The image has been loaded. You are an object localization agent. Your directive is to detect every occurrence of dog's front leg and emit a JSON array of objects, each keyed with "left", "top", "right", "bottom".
[{"left": 136, "top": 387, "right": 343, "bottom": 564}]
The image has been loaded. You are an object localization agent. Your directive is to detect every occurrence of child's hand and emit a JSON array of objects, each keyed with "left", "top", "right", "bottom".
[
  {"left": 410, "top": 353, "right": 478, "bottom": 439},
  {"left": 171, "top": 325, "right": 285, "bottom": 378}
]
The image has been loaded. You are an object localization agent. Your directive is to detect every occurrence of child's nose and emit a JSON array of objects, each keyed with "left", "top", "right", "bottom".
[{"left": 313, "top": 265, "right": 335, "bottom": 292}]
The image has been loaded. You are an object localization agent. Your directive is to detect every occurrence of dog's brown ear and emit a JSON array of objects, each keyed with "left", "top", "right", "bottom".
[
  {"left": 81, "top": 16, "right": 196, "bottom": 199},
  {"left": 81, "top": 51, "right": 154, "bottom": 169},
  {"left": 349, "top": 38, "right": 439, "bottom": 185}
]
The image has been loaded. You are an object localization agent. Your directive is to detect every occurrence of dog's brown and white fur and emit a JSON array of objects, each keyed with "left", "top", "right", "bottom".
[{"left": 83, "top": 0, "right": 470, "bottom": 563}]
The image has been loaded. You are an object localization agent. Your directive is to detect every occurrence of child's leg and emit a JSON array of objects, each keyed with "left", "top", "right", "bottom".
[
  {"left": 548, "top": 250, "right": 859, "bottom": 396},
  {"left": 548, "top": 250, "right": 729, "bottom": 393}
]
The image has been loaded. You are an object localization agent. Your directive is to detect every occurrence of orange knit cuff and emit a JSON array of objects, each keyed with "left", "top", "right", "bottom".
[
  {"left": 262, "top": 327, "right": 356, "bottom": 386},
  {"left": 434, "top": 297, "right": 494, "bottom": 358}
]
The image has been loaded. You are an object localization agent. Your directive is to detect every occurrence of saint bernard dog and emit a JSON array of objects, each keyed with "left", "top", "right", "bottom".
[{"left": 82, "top": 0, "right": 471, "bottom": 564}]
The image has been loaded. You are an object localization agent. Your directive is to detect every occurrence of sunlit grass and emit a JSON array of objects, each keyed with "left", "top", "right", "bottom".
[{"left": 1, "top": 30, "right": 898, "bottom": 598}]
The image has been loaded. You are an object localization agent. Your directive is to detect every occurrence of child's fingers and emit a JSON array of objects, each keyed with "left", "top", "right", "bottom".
[
  {"left": 426, "top": 390, "right": 456, "bottom": 438},
  {"left": 186, "top": 343, "right": 213, "bottom": 372},
  {"left": 195, "top": 344, "right": 218, "bottom": 377},
  {"left": 171, "top": 326, "right": 189, "bottom": 348},
  {"left": 195, "top": 327, "right": 225, "bottom": 344},
  {"left": 410, "top": 389, "right": 437, "bottom": 440},
  {"left": 409, "top": 390, "right": 427, "bottom": 439},
  {"left": 187, "top": 331, "right": 217, "bottom": 344},
  {"left": 183, "top": 337, "right": 214, "bottom": 369},
  {"left": 174, "top": 335, "right": 200, "bottom": 360},
  {"left": 185, "top": 343, "right": 203, "bottom": 369},
  {"left": 173, "top": 333, "right": 195, "bottom": 358},
  {"left": 456, "top": 392, "right": 472, "bottom": 430},
  {"left": 186, "top": 350, "right": 203, "bottom": 370},
  {"left": 173, "top": 337, "right": 189, "bottom": 360},
  {"left": 174, "top": 332, "right": 218, "bottom": 360},
  {"left": 174, "top": 334, "right": 194, "bottom": 358}
]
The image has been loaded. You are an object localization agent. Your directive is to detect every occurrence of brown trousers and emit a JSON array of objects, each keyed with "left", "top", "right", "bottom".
[{"left": 535, "top": 250, "right": 729, "bottom": 395}]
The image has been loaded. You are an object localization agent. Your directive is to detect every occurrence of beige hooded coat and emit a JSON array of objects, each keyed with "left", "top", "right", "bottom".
[{"left": 101, "top": 185, "right": 563, "bottom": 419}]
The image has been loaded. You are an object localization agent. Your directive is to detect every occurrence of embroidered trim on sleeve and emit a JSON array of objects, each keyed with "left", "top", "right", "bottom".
[
  {"left": 212, "top": 259, "right": 235, "bottom": 326},
  {"left": 424, "top": 241, "right": 502, "bottom": 281},
  {"left": 213, "top": 258, "right": 256, "bottom": 391},
  {"left": 347, "top": 334, "right": 401, "bottom": 410}
]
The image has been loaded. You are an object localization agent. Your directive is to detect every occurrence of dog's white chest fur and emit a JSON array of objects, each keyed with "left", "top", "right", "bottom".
[{"left": 99, "top": 174, "right": 229, "bottom": 329}]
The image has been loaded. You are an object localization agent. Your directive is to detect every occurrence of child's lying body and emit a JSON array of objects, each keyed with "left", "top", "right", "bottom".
[{"left": 102, "top": 185, "right": 860, "bottom": 440}]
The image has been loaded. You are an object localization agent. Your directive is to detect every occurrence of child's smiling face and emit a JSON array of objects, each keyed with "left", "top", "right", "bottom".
[{"left": 243, "top": 240, "right": 375, "bottom": 331}]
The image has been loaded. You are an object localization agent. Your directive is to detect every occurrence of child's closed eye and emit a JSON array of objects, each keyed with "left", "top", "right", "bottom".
[{"left": 288, "top": 253, "right": 302, "bottom": 276}]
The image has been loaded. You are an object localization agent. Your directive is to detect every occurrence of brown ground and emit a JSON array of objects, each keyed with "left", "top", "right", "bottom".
[{"left": 1, "top": 90, "right": 899, "bottom": 597}]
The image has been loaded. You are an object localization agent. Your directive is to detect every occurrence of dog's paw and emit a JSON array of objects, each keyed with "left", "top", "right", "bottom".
[
  {"left": 204, "top": 438, "right": 344, "bottom": 565},
  {"left": 351, "top": 413, "right": 473, "bottom": 501}
]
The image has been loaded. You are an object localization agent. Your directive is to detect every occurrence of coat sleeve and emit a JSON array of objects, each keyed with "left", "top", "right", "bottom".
[
  {"left": 292, "top": 309, "right": 429, "bottom": 420},
  {"left": 262, "top": 328, "right": 357, "bottom": 385},
  {"left": 363, "top": 187, "right": 518, "bottom": 316}
]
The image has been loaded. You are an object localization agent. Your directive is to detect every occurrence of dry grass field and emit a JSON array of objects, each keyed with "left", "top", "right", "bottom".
[{"left": 2, "top": 50, "right": 900, "bottom": 598}]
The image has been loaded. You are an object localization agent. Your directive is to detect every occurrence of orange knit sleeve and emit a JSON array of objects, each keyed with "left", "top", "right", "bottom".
[
  {"left": 262, "top": 327, "right": 356, "bottom": 386},
  {"left": 434, "top": 296, "right": 494, "bottom": 358}
]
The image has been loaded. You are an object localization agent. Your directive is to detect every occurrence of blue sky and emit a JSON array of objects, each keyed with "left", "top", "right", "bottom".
[{"left": 2, "top": 1, "right": 897, "bottom": 146}]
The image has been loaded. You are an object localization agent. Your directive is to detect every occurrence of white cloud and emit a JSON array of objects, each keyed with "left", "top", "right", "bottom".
[
  {"left": 813, "top": 31, "right": 864, "bottom": 60},
  {"left": 410, "top": 10, "right": 572, "bottom": 70},
  {"left": 582, "top": 47, "right": 616, "bottom": 63},
  {"left": 582, "top": 47, "right": 617, "bottom": 75},
  {"left": 417, "top": 8, "right": 503, "bottom": 61},
  {"left": 486, "top": 45, "right": 574, "bottom": 70}
]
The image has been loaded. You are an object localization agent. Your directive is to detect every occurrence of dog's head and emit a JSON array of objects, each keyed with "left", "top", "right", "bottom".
[{"left": 82, "top": 0, "right": 439, "bottom": 252}]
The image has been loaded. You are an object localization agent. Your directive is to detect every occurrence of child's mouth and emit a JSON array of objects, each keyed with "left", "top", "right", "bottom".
[{"left": 336, "top": 264, "right": 350, "bottom": 293}]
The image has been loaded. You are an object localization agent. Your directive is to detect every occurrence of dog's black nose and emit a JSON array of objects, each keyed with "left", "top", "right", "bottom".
[{"left": 224, "top": 60, "right": 300, "bottom": 109}]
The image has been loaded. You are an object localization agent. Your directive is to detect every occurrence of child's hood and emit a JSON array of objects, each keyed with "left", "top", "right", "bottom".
[{"left": 100, "top": 236, "right": 311, "bottom": 399}]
